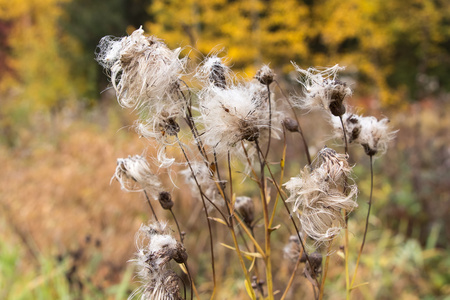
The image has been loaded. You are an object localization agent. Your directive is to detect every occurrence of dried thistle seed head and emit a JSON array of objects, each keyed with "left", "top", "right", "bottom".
[
  {"left": 113, "top": 155, "right": 162, "bottom": 198},
  {"left": 318, "top": 146, "right": 351, "bottom": 183},
  {"left": 210, "top": 60, "right": 227, "bottom": 89},
  {"left": 292, "top": 63, "right": 352, "bottom": 114},
  {"left": 284, "top": 235, "right": 304, "bottom": 263},
  {"left": 171, "top": 242, "right": 188, "bottom": 264},
  {"left": 196, "top": 55, "right": 231, "bottom": 88},
  {"left": 283, "top": 117, "right": 299, "bottom": 132},
  {"left": 198, "top": 80, "right": 281, "bottom": 156},
  {"left": 255, "top": 65, "right": 275, "bottom": 85},
  {"left": 284, "top": 147, "right": 358, "bottom": 245},
  {"left": 132, "top": 221, "right": 185, "bottom": 300},
  {"left": 238, "top": 119, "right": 260, "bottom": 142},
  {"left": 95, "top": 27, "right": 186, "bottom": 111},
  {"left": 158, "top": 192, "right": 174, "bottom": 210},
  {"left": 328, "top": 80, "right": 348, "bottom": 116},
  {"left": 345, "top": 114, "right": 362, "bottom": 143},
  {"left": 158, "top": 116, "right": 180, "bottom": 136},
  {"left": 332, "top": 113, "right": 397, "bottom": 156},
  {"left": 309, "top": 252, "right": 323, "bottom": 268},
  {"left": 235, "top": 196, "right": 255, "bottom": 226},
  {"left": 304, "top": 251, "right": 323, "bottom": 279}
]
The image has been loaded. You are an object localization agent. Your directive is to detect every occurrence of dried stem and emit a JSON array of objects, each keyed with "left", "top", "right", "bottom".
[
  {"left": 254, "top": 143, "right": 319, "bottom": 287},
  {"left": 176, "top": 137, "right": 217, "bottom": 297},
  {"left": 255, "top": 140, "right": 274, "bottom": 300},
  {"left": 143, "top": 190, "right": 158, "bottom": 222},
  {"left": 264, "top": 83, "right": 273, "bottom": 159},
  {"left": 280, "top": 241, "right": 304, "bottom": 300},
  {"left": 339, "top": 115, "right": 348, "bottom": 155},
  {"left": 169, "top": 208, "right": 183, "bottom": 243},
  {"left": 350, "top": 154, "right": 374, "bottom": 290},
  {"left": 275, "top": 80, "right": 312, "bottom": 165},
  {"left": 319, "top": 241, "right": 334, "bottom": 300}
]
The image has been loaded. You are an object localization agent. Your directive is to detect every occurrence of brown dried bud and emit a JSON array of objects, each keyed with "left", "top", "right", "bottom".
[
  {"left": 255, "top": 65, "right": 274, "bottom": 85},
  {"left": 283, "top": 117, "right": 300, "bottom": 132},
  {"left": 235, "top": 196, "right": 255, "bottom": 227},
  {"left": 158, "top": 117, "right": 180, "bottom": 136},
  {"left": 158, "top": 191, "right": 174, "bottom": 210},
  {"left": 209, "top": 61, "right": 227, "bottom": 89},
  {"left": 309, "top": 252, "right": 323, "bottom": 269},
  {"left": 171, "top": 243, "right": 188, "bottom": 264},
  {"left": 362, "top": 143, "right": 377, "bottom": 156},
  {"left": 239, "top": 120, "right": 260, "bottom": 142},
  {"left": 329, "top": 80, "right": 348, "bottom": 116}
]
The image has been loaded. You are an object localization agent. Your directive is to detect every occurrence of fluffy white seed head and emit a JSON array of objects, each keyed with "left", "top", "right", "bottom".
[
  {"left": 284, "top": 147, "right": 358, "bottom": 245},
  {"left": 113, "top": 155, "right": 162, "bottom": 199},
  {"left": 255, "top": 65, "right": 275, "bottom": 85},
  {"left": 292, "top": 63, "right": 351, "bottom": 116},
  {"left": 96, "top": 27, "right": 186, "bottom": 111},
  {"left": 332, "top": 113, "right": 397, "bottom": 156},
  {"left": 195, "top": 55, "right": 232, "bottom": 88},
  {"left": 130, "top": 222, "right": 186, "bottom": 300},
  {"left": 198, "top": 81, "right": 280, "bottom": 155}
]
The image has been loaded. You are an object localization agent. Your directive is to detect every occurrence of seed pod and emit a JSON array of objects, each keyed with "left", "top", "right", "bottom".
[
  {"left": 329, "top": 80, "right": 347, "bottom": 116},
  {"left": 235, "top": 196, "right": 255, "bottom": 227},
  {"left": 255, "top": 65, "right": 274, "bottom": 85},
  {"left": 158, "top": 191, "right": 174, "bottom": 210},
  {"left": 283, "top": 117, "right": 300, "bottom": 132},
  {"left": 209, "top": 61, "right": 227, "bottom": 89}
]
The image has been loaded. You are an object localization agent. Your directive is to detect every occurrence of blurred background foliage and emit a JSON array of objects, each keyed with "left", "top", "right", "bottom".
[{"left": 0, "top": 0, "right": 449, "bottom": 299}]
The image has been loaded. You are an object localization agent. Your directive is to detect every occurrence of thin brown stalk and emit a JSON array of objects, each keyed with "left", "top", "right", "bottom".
[
  {"left": 255, "top": 140, "right": 274, "bottom": 300},
  {"left": 280, "top": 244, "right": 304, "bottom": 300},
  {"left": 275, "top": 80, "right": 312, "bottom": 165},
  {"left": 176, "top": 137, "right": 217, "bottom": 298},
  {"left": 264, "top": 83, "right": 272, "bottom": 159},
  {"left": 143, "top": 190, "right": 158, "bottom": 222},
  {"left": 339, "top": 115, "right": 348, "bottom": 155},
  {"left": 269, "top": 127, "right": 287, "bottom": 227},
  {"left": 350, "top": 154, "right": 374, "bottom": 290},
  {"left": 319, "top": 241, "right": 334, "bottom": 300},
  {"left": 254, "top": 144, "right": 318, "bottom": 282}
]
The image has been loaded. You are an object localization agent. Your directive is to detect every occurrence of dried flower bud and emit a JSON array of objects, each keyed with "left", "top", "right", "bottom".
[
  {"left": 292, "top": 64, "right": 351, "bottom": 115},
  {"left": 328, "top": 80, "right": 347, "bottom": 116},
  {"left": 133, "top": 221, "right": 185, "bottom": 299},
  {"left": 255, "top": 65, "right": 274, "bottom": 85},
  {"left": 158, "top": 116, "right": 180, "bottom": 136},
  {"left": 209, "top": 61, "right": 227, "bottom": 89},
  {"left": 171, "top": 242, "right": 188, "bottom": 264},
  {"left": 284, "top": 235, "right": 308, "bottom": 263},
  {"left": 333, "top": 113, "right": 397, "bottom": 156},
  {"left": 235, "top": 196, "right": 255, "bottom": 227},
  {"left": 158, "top": 191, "right": 174, "bottom": 210},
  {"left": 283, "top": 117, "right": 299, "bottom": 132},
  {"left": 309, "top": 252, "right": 323, "bottom": 269}
]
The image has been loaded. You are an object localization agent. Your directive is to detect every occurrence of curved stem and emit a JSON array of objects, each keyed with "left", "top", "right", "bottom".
[
  {"left": 264, "top": 83, "right": 272, "bottom": 159},
  {"left": 339, "top": 115, "right": 348, "bottom": 155},
  {"left": 143, "top": 190, "right": 158, "bottom": 222},
  {"left": 350, "top": 155, "right": 374, "bottom": 290},
  {"left": 176, "top": 137, "right": 217, "bottom": 297},
  {"left": 280, "top": 244, "right": 304, "bottom": 300},
  {"left": 255, "top": 140, "right": 273, "bottom": 299},
  {"left": 318, "top": 241, "right": 333, "bottom": 300},
  {"left": 275, "top": 80, "right": 312, "bottom": 165},
  {"left": 170, "top": 208, "right": 184, "bottom": 243},
  {"left": 254, "top": 143, "right": 319, "bottom": 287}
]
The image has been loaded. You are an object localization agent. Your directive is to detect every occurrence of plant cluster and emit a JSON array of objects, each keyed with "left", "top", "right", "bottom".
[{"left": 96, "top": 27, "right": 396, "bottom": 299}]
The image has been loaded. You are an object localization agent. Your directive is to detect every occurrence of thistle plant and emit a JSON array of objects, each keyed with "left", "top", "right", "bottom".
[{"left": 97, "top": 27, "right": 396, "bottom": 299}]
